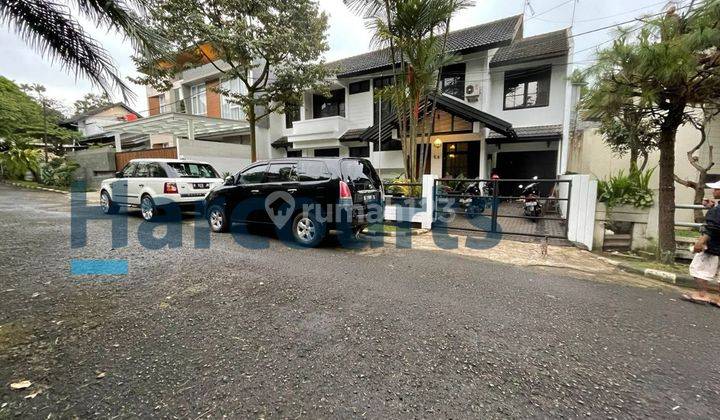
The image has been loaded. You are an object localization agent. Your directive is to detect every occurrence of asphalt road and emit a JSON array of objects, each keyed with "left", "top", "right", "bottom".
[{"left": 1, "top": 184, "right": 719, "bottom": 418}]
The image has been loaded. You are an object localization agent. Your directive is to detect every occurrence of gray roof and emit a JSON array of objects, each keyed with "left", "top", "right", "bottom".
[
  {"left": 490, "top": 29, "right": 569, "bottom": 68},
  {"left": 271, "top": 136, "right": 289, "bottom": 148},
  {"left": 339, "top": 128, "right": 370, "bottom": 141},
  {"left": 487, "top": 124, "right": 561, "bottom": 139},
  {"left": 329, "top": 15, "right": 523, "bottom": 77}
]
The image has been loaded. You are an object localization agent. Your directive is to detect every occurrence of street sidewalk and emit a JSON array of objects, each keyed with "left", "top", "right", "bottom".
[{"left": 368, "top": 232, "right": 694, "bottom": 291}]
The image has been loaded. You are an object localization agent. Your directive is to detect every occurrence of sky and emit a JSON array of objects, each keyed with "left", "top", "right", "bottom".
[{"left": 0, "top": 0, "right": 679, "bottom": 116}]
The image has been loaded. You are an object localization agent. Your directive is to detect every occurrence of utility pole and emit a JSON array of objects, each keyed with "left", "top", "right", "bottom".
[{"left": 42, "top": 95, "right": 49, "bottom": 162}]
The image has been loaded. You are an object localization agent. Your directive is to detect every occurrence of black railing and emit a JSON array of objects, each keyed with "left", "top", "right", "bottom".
[{"left": 433, "top": 178, "right": 572, "bottom": 239}]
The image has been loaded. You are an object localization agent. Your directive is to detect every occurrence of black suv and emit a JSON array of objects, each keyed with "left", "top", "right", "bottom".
[{"left": 204, "top": 157, "right": 383, "bottom": 246}]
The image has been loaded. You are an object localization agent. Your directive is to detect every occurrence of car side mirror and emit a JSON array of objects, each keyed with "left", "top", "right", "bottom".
[
  {"left": 224, "top": 175, "right": 235, "bottom": 185},
  {"left": 115, "top": 171, "right": 123, "bottom": 178}
]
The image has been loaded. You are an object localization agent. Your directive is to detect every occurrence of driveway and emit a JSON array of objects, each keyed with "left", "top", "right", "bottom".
[{"left": 0, "top": 184, "right": 719, "bottom": 418}]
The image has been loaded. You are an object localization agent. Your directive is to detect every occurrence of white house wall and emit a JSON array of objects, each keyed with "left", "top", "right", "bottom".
[{"left": 487, "top": 56, "right": 568, "bottom": 127}]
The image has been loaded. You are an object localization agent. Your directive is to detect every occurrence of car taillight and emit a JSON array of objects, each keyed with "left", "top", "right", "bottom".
[
  {"left": 339, "top": 181, "right": 352, "bottom": 200},
  {"left": 164, "top": 182, "right": 179, "bottom": 194}
]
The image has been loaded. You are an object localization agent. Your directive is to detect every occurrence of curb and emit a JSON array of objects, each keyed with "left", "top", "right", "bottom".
[
  {"left": 1, "top": 180, "right": 68, "bottom": 195},
  {"left": 363, "top": 227, "right": 430, "bottom": 237},
  {"left": 595, "top": 256, "right": 696, "bottom": 289}
]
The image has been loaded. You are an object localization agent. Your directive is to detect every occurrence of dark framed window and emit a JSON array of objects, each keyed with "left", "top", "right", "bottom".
[
  {"left": 238, "top": 164, "right": 267, "bottom": 184},
  {"left": 313, "top": 89, "right": 345, "bottom": 118},
  {"left": 285, "top": 104, "right": 301, "bottom": 129},
  {"left": 265, "top": 162, "right": 297, "bottom": 183},
  {"left": 378, "top": 139, "right": 402, "bottom": 151},
  {"left": 287, "top": 149, "right": 302, "bottom": 158},
  {"left": 313, "top": 148, "right": 339, "bottom": 157},
  {"left": 440, "top": 63, "right": 466, "bottom": 99},
  {"left": 349, "top": 146, "right": 370, "bottom": 157},
  {"left": 373, "top": 75, "right": 395, "bottom": 125},
  {"left": 503, "top": 66, "right": 551, "bottom": 110},
  {"left": 349, "top": 80, "right": 370, "bottom": 94},
  {"left": 442, "top": 141, "right": 480, "bottom": 178}
]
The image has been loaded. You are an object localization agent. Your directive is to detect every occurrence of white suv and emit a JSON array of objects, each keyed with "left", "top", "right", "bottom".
[{"left": 100, "top": 159, "right": 224, "bottom": 221}]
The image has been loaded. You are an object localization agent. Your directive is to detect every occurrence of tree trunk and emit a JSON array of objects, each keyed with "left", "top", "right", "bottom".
[
  {"left": 657, "top": 128, "right": 676, "bottom": 259},
  {"left": 694, "top": 171, "right": 707, "bottom": 223},
  {"left": 248, "top": 105, "right": 257, "bottom": 162},
  {"left": 630, "top": 147, "right": 639, "bottom": 169}
]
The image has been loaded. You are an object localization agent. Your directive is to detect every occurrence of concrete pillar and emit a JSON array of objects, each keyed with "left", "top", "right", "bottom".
[
  {"left": 114, "top": 132, "right": 122, "bottom": 152},
  {"left": 183, "top": 119, "right": 195, "bottom": 158}
]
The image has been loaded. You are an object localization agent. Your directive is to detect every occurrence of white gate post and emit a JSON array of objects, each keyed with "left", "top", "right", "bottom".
[{"left": 421, "top": 174, "right": 437, "bottom": 229}]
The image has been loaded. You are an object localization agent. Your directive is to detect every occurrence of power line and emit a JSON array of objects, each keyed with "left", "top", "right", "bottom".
[{"left": 525, "top": 0, "right": 575, "bottom": 21}]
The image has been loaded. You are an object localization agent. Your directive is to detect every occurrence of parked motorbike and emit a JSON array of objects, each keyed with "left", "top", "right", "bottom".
[
  {"left": 439, "top": 180, "right": 487, "bottom": 219},
  {"left": 518, "top": 176, "right": 542, "bottom": 221}
]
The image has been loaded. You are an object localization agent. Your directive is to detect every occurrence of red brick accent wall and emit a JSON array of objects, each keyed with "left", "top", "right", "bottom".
[{"left": 206, "top": 79, "right": 221, "bottom": 118}]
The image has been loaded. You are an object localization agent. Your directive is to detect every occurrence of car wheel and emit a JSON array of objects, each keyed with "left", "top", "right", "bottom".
[
  {"left": 100, "top": 190, "right": 119, "bottom": 214},
  {"left": 292, "top": 212, "right": 326, "bottom": 247},
  {"left": 207, "top": 204, "right": 229, "bottom": 233},
  {"left": 140, "top": 195, "right": 157, "bottom": 221}
]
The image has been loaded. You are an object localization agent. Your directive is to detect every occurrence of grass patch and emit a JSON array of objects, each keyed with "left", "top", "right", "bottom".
[
  {"left": 7, "top": 179, "right": 71, "bottom": 192},
  {"left": 675, "top": 228, "right": 701, "bottom": 239},
  {"left": 606, "top": 253, "right": 689, "bottom": 276}
]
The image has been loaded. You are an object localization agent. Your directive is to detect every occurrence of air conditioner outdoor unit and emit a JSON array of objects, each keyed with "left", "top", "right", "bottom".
[{"left": 465, "top": 83, "right": 481, "bottom": 102}]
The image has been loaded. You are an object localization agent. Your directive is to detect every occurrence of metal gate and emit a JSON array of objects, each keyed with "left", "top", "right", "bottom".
[{"left": 433, "top": 178, "right": 572, "bottom": 239}]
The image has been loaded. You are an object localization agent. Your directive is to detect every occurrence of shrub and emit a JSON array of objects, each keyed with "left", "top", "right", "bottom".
[
  {"left": 384, "top": 176, "right": 422, "bottom": 197},
  {"left": 597, "top": 165, "right": 654, "bottom": 209},
  {"left": 39, "top": 157, "right": 80, "bottom": 188}
]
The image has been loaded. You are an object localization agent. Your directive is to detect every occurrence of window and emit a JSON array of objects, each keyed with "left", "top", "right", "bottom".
[
  {"left": 167, "top": 162, "right": 218, "bottom": 178},
  {"left": 221, "top": 78, "right": 245, "bottom": 120},
  {"left": 503, "top": 66, "right": 551, "bottom": 110},
  {"left": 373, "top": 75, "right": 395, "bottom": 125},
  {"left": 148, "top": 163, "right": 167, "bottom": 178},
  {"left": 121, "top": 163, "right": 137, "bottom": 177},
  {"left": 285, "top": 103, "right": 301, "bottom": 129},
  {"left": 296, "top": 161, "right": 331, "bottom": 181},
  {"left": 341, "top": 159, "right": 381, "bottom": 188},
  {"left": 265, "top": 163, "right": 297, "bottom": 183},
  {"left": 349, "top": 146, "right": 369, "bottom": 157},
  {"left": 378, "top": 139, "right": 402, "bottom": 151},
  {"left": 313, "top": 89, "right": 345, "bottom": 118},
  {"left": 349, "top": 80, "right": 370, "bottom": 94},
  {"left": 313, "top": 148, "right": 339, "bottom": 157},
  {"left": 159, "top": 95, "right": 170, "bottom": 114},
  {"left": 190, "top": 83, "right": 207, "bottom": 115},
  {"left": 238, "top": 164, "right": 267, "bottom": 184},
  {"left": 135, "top": 163, "right": 150, "bottom": 177},
  {"left": 440, "top": 63, "right": 466, "bottom": 99},
  {"left": 287, "top": 150, "right": 302, "bottom": 158}
]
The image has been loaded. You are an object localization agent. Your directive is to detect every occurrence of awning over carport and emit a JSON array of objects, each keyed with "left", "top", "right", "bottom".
[{"left": 105, "top": 113, "right": 251, "bottom": 152}]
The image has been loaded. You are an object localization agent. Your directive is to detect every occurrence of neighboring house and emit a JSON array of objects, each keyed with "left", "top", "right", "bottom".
[
  {"left": 270, "top": 15, "right": 574, "bottom": 181},
  {"left": 63, "top": 103, "right": 145, "bottom": 148}
]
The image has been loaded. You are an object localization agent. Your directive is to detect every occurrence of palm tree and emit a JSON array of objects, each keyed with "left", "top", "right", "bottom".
[
  {"left": 345, "top": 0, "right": 471, "bottom": 180},
  {"left": 1, "top": 0, "right": 164, "bottom": 100}
]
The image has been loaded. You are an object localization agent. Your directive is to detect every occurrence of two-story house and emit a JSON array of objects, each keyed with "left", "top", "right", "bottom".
[
  {"left": 117, "top": 14, "right": 572, "bottom": 179},
  {"left": 269, "top": 15, "right": 573, "bottom": 182}
]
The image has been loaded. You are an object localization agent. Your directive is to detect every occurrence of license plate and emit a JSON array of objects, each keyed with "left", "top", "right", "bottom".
[
  {"left": 364, "top": 194, "right": 376, "bottom": 202},
  {"left": 526, "top": 202, "right": 536, "bottom": 207},
  {"left": 193, "top": 183, "right": 209, "bottom": 189}
]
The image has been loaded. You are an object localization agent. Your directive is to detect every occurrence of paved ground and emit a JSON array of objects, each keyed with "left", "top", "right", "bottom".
[{"left": 1, "top": 184, "right": 720, "bottom": 418}]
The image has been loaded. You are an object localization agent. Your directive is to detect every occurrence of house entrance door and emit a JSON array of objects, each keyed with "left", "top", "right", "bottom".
[{"left": 441, "top": 141, "right": 479, "bottom": 178}]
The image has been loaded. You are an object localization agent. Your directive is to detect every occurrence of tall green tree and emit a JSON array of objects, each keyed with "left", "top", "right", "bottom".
[
  {"left": 1, "top": 0, "right": 164, "bottom": 99},
  {"left": 132, "top": 0, "right": 331, "bottom": 162},
  {"left": 346, "top": 0, "right": 471, "bottom": 180},
  {"left": 584, "top": 2, "right": 720, "bottom": 259},
  {"left": 73, "top": 93, "right": 113, "bottom": 115}
]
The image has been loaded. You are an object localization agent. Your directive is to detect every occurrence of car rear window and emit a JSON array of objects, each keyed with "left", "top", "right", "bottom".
[
  {"left": 340, "top": 159, "right": 381, "bottom": 189},
  {"left": 296, "top": 160, "right": 331, "bottom": 181},
  {"left": 167, "top": 162, "right": 218, "bottom": 178}
]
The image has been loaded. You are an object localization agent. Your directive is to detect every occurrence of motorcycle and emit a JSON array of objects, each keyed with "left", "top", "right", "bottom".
[
  {"left": 518, "top": 176, "right": 542, "bottom": 221},
  {"left": 439, "top": 180, "right": 487, "bottom": 219}
]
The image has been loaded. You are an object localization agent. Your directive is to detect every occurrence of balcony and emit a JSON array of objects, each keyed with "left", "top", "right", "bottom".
[{"left": 287, "top": 116, "right": 349, "bottom": 143}]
